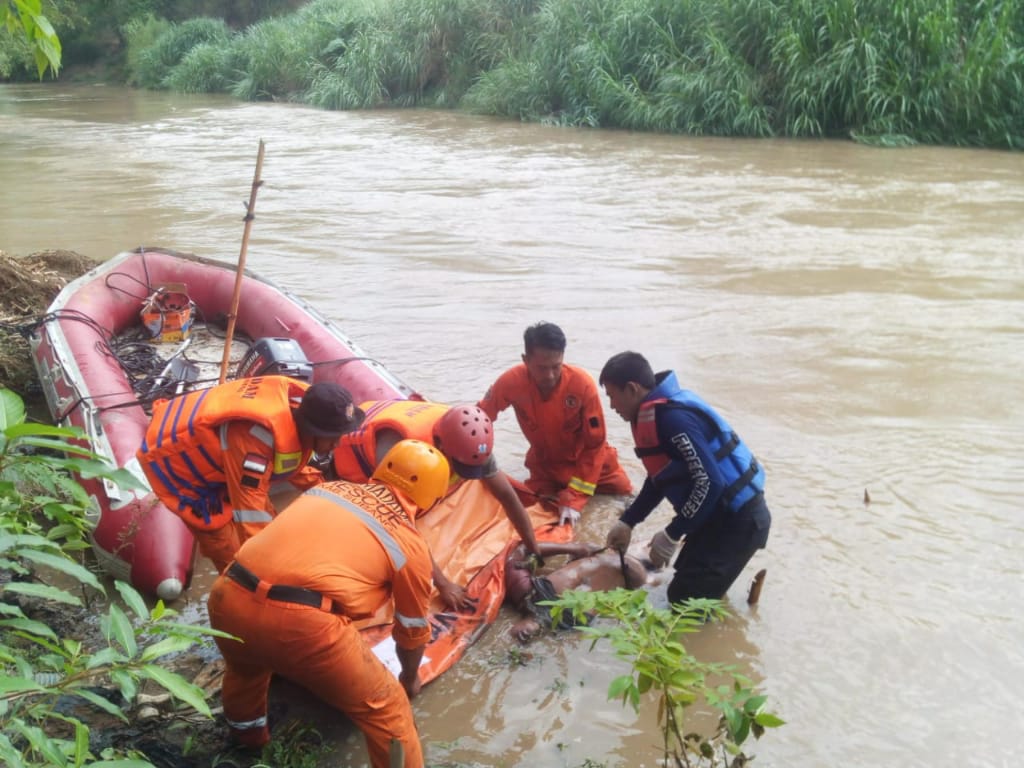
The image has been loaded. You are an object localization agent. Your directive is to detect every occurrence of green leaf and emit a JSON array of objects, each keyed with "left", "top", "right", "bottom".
[
  {"left": 754, "top": 712, "right": 786, "bottom": 728},
  {"left": 637, "top": 671, "right": 653, "bottom": 694},
  {"left": 47, "top": 523, "right": 87, "bottom": 542},
  {"left": 72, "top": 687, "right": 128, "bottom": 722},
  {"left": 0, "top": 675, "right": 45, "bottom": 694},
  {"left": 2, "top": 581, "right": 82, "bottom": 606},
  {"left": 0, "top": 617, "right": 58, "bottom": 640},
  {"left": 140, "top": 635, "right": 198, "bottom": 662},
  {"left": 86, "top": 646, "right": 128, "bottom": 669},
  {"left": 10, "top": 434, "right": 96, "bottom": 455},
  {"left": 150, "top": 600, "right": 167, "bottom": 620},
  {"left": 12, "top": 721, "right": 68, "bottom": 767},
  {"left": 89, "top": 761, "right": 156, "bottom": 767},
  {"left": 114, "top": 580, "right": 149, "bottom": 621},
  {"left": 104, "top": 604, "right": 138, "bottom": 658},
  {"left": 73, "top": 721, "right": 89, "bottom": 768},
  {"left": 0, "top": 388, "right": 27, "bottom": 428},
  {"left": 0, "top": 735, "right": 25, "bottom": 768},
  {"left": 110, "top": 669, "right": 137, "bottom": 703},
  {"left": 743, "top": 694, "right": 767, "bottom": 715},
  {"left": 607, "top": 674, "right": 634, "bottom": 702},
  {"left": 137, "top": 664, "right": 211, "bottom": 716},
  {"left": 0, "top": 531, "right": 56, "bottom": 554},
  {"left": 16, "top": 549, "right": 105, "bottom": 594}
]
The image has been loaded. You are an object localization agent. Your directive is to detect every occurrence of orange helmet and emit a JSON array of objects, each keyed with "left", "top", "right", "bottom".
[
  {"left": 431, "top": 405, "right": 493, "bottom": 479},
  {"left": 372, "top": 439, "right": 451, "bottom": 514}
]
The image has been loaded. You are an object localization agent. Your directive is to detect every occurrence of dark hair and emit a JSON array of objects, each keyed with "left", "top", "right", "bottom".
[
  {"left": 523, "top": 322, "right": 566, "bottom": 355},
  {"left": 599, "top": 351, "right": 656, "bottom": 389}
]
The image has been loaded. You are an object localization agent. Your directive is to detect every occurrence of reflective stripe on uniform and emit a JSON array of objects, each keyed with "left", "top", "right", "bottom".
[
  {"left": 232, "top": 509, "right": 274, "bottom": 524},
  {"left": 226, "top": 714, "right": 267, "bottom": 730},
  {"left": 395, "top": 611, "right": 429, "bottom": 628},
  {"left": 249, "top": 424, "right": 274, "bottom": 447},
  {"left": 568, "top": 476, "right": 596, "bottom": 496},
  {"left": 307, "top": 486, "right": 407, "bottom": 570}
]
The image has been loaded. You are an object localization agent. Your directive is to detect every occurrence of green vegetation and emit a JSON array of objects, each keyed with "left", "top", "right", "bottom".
[
  {"left": 0, "top": 387, "right": 227, "bottom": 767},
  {"left": 1, "top": 0, "right": 62, "bottom": 77},
  {"left": 3, "top": 0, "right": 1022, "bottom": 147},
  {"left": 545, "top": 588, "right": 784, "bottom": 767}
]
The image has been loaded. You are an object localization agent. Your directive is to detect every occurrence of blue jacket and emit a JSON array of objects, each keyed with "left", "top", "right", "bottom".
[{"left": 623, "top": 371, "right": 764, "bottom": 539}]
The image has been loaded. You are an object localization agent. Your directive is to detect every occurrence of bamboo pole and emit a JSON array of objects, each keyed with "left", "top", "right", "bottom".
[{"left": 218, "top": 139, "right": 266, "bottom": 384}]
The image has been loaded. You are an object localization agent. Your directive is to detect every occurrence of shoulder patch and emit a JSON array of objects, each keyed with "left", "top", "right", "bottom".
[{"left": 242, "top": 453, "right": 270, "bottom": 475}]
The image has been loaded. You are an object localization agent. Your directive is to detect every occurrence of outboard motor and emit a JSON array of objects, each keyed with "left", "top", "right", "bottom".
[{"left": 236, "top": 337, "right": 314, "bottom": 383}]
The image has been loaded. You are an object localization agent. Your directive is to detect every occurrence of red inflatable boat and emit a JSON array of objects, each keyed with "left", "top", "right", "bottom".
[{"left": 30, "top": 247, "right": 416, "bottom": 601}]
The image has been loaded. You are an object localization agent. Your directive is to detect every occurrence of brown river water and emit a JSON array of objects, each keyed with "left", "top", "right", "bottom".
[{"left": 2, "top": 83, "right": 1023, "bottom": 767}]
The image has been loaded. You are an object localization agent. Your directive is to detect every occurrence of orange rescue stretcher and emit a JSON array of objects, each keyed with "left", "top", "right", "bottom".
[{"left": 359, "top": 479, "right": 569, "bottom": 684}]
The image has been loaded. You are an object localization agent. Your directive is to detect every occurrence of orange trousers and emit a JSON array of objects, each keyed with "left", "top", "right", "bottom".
[
  {"left": 183, "top": 500, "right": 269, "bottom": 574},
  {"left": 207, "top": 577, "right": 423, "bottom": 768}
]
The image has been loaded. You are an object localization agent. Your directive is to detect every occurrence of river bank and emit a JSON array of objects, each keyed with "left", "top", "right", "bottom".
[{"left": 0, "top": 249, "right": 345, "bottom": 768}]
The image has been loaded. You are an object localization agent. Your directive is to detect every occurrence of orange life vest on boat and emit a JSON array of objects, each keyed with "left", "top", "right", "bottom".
[
  {"left": 333, "top": 399, "right": 448, "bottom": 482},
  {"left": 138, "top": 376, "right": 311, "bottom": 530}
]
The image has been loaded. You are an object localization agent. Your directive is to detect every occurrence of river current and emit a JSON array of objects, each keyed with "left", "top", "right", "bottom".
[{"left": 2, "top": 83, "right": 1023, "bottom": 767}]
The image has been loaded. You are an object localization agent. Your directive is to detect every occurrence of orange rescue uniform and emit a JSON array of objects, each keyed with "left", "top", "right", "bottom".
[
  {"left": 479, "top": 362, "right": 632, "bottom": 511},
  {"left": 333, "top": 399, "right": 497, "bottom": 485},
  {"left": 137, "top": 376, "right": 323, "bottom": 572},
  {"left": 207, "top": 480, "right": 433, "bottom": 768}
]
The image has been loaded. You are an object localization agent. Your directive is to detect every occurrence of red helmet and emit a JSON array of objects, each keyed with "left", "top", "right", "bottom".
[{"left": 432, "top": 405, "right": 493, "bottom": 479}]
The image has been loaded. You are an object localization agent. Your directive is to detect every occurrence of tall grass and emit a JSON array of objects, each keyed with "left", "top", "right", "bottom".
[
  {"left": 126, "top": 17, "right": 232, "bottom": 89},
  {"left": 126, "top": 0, "right": 1024, "bottom": 148},
  {"left": 307, "top": 0, "right": 535, "bottom": 109}
]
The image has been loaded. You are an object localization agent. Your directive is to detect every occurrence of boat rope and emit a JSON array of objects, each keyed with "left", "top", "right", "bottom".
[{"left": 311, "top": 356, "right": 387, "bottom": 370}]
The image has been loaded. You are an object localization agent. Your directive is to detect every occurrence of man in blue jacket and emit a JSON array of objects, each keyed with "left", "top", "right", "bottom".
[{"left": 599, "top": 351, "right": 771, "bottom": 604}]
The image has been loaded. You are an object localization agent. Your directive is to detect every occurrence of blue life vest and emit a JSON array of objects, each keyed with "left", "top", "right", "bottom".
[{"left": 632, "top": 371, "right": 764, "bottom": 514}]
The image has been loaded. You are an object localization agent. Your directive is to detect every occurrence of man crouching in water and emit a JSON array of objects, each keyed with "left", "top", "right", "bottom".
[{"left": 504, "top": 540, "right": 649, "bottom": 643}]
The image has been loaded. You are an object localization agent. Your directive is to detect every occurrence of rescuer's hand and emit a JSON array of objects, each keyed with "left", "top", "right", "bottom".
[
  {"left": 605, "top": 520, "right": 633, "bottom": 553},
  {"left": 649, "top": 528, "right": 680, "bottom": 569},
  {"left": 559, "top": 505, "right": 581, "bottom": 526}
]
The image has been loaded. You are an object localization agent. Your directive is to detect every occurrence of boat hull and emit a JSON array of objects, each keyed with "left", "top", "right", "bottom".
[{"left": 30, "top": 247, "right": 416, "bottom": 600}]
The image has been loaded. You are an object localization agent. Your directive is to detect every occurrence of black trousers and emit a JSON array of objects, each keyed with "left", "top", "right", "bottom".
[{"left": 667, "top": 493, "right": 771, "bottom": 604}]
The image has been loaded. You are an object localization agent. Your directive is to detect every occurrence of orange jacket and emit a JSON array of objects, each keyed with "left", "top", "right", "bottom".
[
  {"left": 234, "top": 480, "right": 433, "bottom": 650},
  {"left": 333, "top": 400, "right": 449, "bottom": 482},
  {"left": 138, "top": 376, "right": 315, "bottom": 531},
  {"left": 479, "top": 362, "right": 622, "bottom": 511}
]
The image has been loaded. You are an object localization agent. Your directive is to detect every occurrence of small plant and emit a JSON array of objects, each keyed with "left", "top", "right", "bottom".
[
  {"left": 547, "top": 677, "right": 569, "bottom": 695},
  {"left": 544, "top": 588, "right": 784, "bottom": 767},
  {"left": 0, "top": 388, "right": 231, "bottom": 767},
  {"left": 499, "top": 645, "right": 534, "bottom": 668},
  {"left": 252, "top": 720, "right": 334, "bottom": 768}
]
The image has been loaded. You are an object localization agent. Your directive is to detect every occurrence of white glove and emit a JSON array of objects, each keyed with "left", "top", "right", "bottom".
[
  {"left": 559, "top": 506, "right": 581, "bottom": 526},
  {"left": 649, "top": 529, "right": 680, "bottom": 569},
  {"left": 606, "top": 520, "right": 633, "bottom": 553}
]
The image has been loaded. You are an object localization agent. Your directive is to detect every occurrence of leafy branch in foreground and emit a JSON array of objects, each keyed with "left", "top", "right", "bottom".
[
  {"left": 544, "top": 588, "right": 785, "bottom": 767},
  {"left": 1, "top": 0, "right": 62, "bottom": 77},
  {"left": 0, "top": 388, "right": 229, "bottom": 767}
]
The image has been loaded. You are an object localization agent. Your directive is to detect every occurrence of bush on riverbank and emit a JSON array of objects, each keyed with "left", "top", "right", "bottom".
[{"left": 115, "top": 0, "right": 1024, "bottom": 148}]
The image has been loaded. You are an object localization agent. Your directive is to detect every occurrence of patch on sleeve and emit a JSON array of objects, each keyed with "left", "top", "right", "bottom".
[
  {"left": 242, "top": 453, "right": 270, "bottom": 475},
  {"left": 589, "top": 416, "right": 600, "bottom": 428},
  {"left": 240, "top": 475, "right": 261, "bottom": 488}
]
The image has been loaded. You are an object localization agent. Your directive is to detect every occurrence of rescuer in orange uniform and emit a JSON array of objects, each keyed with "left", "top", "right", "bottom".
[
  {"left": 478, "top": 322, "right": 632, "bottom": 525},
  {"left": 137, "top": 376, "right": 364, "bottom": 573},
  {"left": 332, "top": 399, "right": 542, "bottom": 609},
  {"left": 207, "top": 439, "right": 448, "bottom": 768}
]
